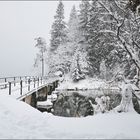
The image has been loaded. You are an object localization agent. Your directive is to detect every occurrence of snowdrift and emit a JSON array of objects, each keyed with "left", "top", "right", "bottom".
[{"left": 0, "top": 93, "right": 140, "bottom": 139}]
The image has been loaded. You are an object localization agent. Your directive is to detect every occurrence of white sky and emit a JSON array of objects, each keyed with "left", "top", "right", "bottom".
[{"left": 0, "top": 1, "right": 80, "bottom": 77}]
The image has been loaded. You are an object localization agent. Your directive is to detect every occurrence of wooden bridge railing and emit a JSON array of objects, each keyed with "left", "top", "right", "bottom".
[{"left": 0, "top": 76, "right": 59, "bottom": 96}]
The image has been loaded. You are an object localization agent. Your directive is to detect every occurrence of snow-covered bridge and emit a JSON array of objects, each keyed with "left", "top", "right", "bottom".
[{"left": 0, "top": 76, "right": 59, "bottom": 107}]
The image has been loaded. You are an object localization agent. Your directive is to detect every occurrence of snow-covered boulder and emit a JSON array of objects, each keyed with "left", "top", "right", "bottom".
[
  {"left": 51, "top": 93, "right": 57, "bottom": 102},
  {"left": 37, "top": 99, "right": 53, "bottom": 112},
  {"left": 54, "top": 71, "right": 63, "bottom": 77}
]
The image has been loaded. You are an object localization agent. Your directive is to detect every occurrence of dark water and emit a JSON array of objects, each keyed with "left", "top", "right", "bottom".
[
  {"left": 37, "top": 89, "right": 140, "bottom": 116},
  {"left": 37, "top": 89, "right": 121, "bottom": 116}
]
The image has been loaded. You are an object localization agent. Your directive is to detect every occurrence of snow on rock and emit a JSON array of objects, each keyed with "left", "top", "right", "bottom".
[
  {"left": 0, "top": 93, "right": 140, "bottom": 139},
  {"left": 37, "top": 100, "right": 53, "bottom": 107},
  {"left": 47, "top": 94, "right": 57, "bottom": 102},
  {"left": 54, "top": 71, "right": 63, "bottom": 76},
  {"left": 51, "top": 93, "right": 57, "bottom": 101}
]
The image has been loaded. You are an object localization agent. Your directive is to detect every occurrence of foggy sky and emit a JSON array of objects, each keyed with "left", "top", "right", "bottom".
[{"left": 0, "top": 1, "right": 80, "bottom": 77}]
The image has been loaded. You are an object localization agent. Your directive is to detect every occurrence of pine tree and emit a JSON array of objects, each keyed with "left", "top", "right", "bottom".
[
  {"left": 34, "top": 37, "right": 47, "bottom": 76},
  {"left": 72, "top": 53, "right": 85, "bottom": 82},
  {"left": 67, "top": 5, "right": 79, "bottom": 42},
  {"left": 86, "top": 0, "right": 103, "bottom": 76},
  {"left": 100, "top": 59, "right": 107, "bottom": 80},
  {"left": 86, "top": 0, "right": 116, "bottom": 77},
  {"left": 67, "top": 5, "right": 88, "bottom": 78},
  {"left": 50, "top": 0, "right": 67, "bottom": 52},
  {"left": 97, "top": 0, "right": 140, "bottom": 83},
  {"left": 69, "top": 0, "right": 90, "bottom": 77},
  {"left": 78, "top": 0, "right": 90, "bottom": 42}
]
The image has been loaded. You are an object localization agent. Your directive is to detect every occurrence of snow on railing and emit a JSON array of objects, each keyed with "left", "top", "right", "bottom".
[{"left": 0, "top": 76, "right": 59, "bottom": 96}]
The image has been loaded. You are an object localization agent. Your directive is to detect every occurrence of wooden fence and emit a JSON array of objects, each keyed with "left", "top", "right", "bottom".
[{"left": 0, "top": 76, "right": 58, "bottom": 95}]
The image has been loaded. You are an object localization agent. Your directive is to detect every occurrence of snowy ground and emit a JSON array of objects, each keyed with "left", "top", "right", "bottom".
[
  {"left": 0, "top": 90, "right": 140, "bottom": 139},
  {"left": 57, "top": 77, "right": 118, "bottom": 90}
]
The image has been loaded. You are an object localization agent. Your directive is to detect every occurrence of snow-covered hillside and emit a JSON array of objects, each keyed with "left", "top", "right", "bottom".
[{"left": 0, "top": 93, "right": 140, "bottom": 139}]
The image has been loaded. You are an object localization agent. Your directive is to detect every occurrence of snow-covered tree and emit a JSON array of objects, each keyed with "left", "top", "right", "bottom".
[
  {"left": 67, "top": 5, "right": 79, "bottom": 42},
  {"left": 71, "top": 52, "right": 85, "bottom": 82},
  {"left": 78, "top": 0, "right": 90, "bottom": 42},
  {"left": 48, "top": 43, "right": 73, "bottom": 76},
  {"left": 86, "top": 0, "right": 114, "bottom": 77},
  {"left": 50, "top": 0, "right": 67, "bottom": 52},
  {"left": 68, "top": 0, "right": 91, "bottom": 77},
  {"left": 114, "top": 84, "right": 135, "bottom": 113},
  {"left": 100, "top": 59, "right": 107, "bottom": 80},
  {"left": 67, "top": 5, "right": 89, "bottom": 79},
  {"left": 48, "top": 1, "right": 69, "bottom": 76},
  {"left": 127, "top": 0, "right": 140, "bottom": 13},
  {"left": 97, "top": 0, "right": 140, "bottom": 85},
  {"left": 34, "top": 37, "right": 47, "bottom": 76}
]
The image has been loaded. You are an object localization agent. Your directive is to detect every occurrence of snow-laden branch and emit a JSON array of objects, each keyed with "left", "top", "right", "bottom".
[
  {"left": 98, "top": 1, "right": 119, "bottom": 24},
  {"left": 117, "top": 17, "right": 125, "bottom": 37},
  {"left": 98, "top": 30, "right": 117, "bottom": 36},
  {"left": 113, "top": 0, "right": 127, "bottom": 15},
  {"left": 135, "top": 16, "right": 140, "bottom": 21},
  {"left": 118, "top": 36, "right": 140, "bottom": 70},
  {"left": 132, "top": 39, "right": 140, "bottom": 50},
  {"left": 98, "top": 0, "right": 140, "bottom": 72}
]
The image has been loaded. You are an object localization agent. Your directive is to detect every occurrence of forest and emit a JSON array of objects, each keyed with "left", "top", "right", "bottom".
[{"left": 33, "top": 0, "right": 137, "bottom": 85}]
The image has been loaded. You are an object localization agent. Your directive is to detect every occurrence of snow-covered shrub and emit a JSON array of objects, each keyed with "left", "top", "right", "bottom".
[
  {"left": 93, "top": 96, "right": 110, "bottom": 114},
  {"left": 72, "top": 68, "right": 85, "bottom": 82}
]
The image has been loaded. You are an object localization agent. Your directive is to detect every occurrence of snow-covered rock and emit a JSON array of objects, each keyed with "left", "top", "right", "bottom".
[{"left": 37, "top": 100, "right": 53, "bottom": 108}]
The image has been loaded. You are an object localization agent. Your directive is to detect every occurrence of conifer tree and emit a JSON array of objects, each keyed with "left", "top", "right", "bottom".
[
  {"left": 67, "top": 5, "right": 79, "bottom": 42},
  {"left": 86, "top": 0, "right": 115, "bottom": 77},
  {"left": 78, "top": 0, "right": 90, "bottom": 42},
  {"left": 34, "top": 37, "right": 47, "bottom": 76},
  {"left": 50, "top": 0, "right": 67, "bottom": 52},
  {"left": 86, "top": 0, "right": 100, "bottom": 76}
]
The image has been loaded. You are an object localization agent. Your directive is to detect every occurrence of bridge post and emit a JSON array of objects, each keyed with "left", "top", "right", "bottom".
[
  {"left": 48, "top": 84, "right": 53, "bottom": 95},
  {"left": 45, "top": 86, "right": 48, "bottom": 99},
  {"left": 34, "top": 78, "right": 36, "bottom": 88},
  {"left": 25, "top": 76, "right": 27, "bottom": 84},
  {"left": 5, "top": 78, "right": 7, "bottom": 88},
  {"left": 20, "top": 80, "right": 22, "bottom": 95},
  {"left": 9, "top": 82, "right": 11, "bottom": 95},
  {"left": 56, "top": 81, "right": 58, "bottom": 87},
  {"left": 41, "top": 77, "right": 42, "bottom": 85},
  {"left": 28, "top": 79, "right": 30, "bottom": 91},
  {"left": 38, "top": 78, "right": 39, "bottom": 87},
  {"left": 53, "top": 82, "right": 55, "bottom": 91},
  {"left": 54, "top": 81, "right": 56, "bottom": 88},
  {"left": 14, "top": 77, "right": 16, "bottom": 86}
]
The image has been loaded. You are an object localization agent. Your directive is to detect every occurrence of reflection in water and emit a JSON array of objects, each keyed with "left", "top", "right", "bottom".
[{"left": 51, "top": 90, "right": 122, "bottom": 117}]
